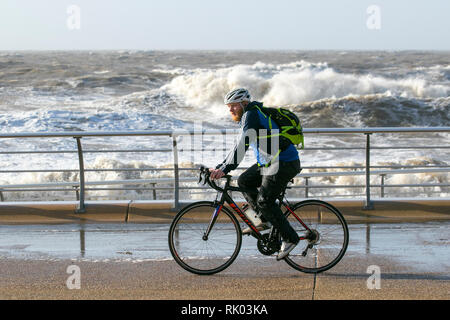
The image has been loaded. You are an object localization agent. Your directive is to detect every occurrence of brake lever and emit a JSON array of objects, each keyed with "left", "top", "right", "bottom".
[
  {"left": 198, "top": 166, "right": 204, "bottom": 184},
  {"left": 198, "top": 166, "right": 210, "bottom": 185}
]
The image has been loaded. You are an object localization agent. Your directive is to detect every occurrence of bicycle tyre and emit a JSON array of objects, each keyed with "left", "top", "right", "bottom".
[
  {"left": 168, "top": 201, "right": 242, "bottom": 275},
  {"left": 283, "top": 200, "right": 349, "bottom": 273}
]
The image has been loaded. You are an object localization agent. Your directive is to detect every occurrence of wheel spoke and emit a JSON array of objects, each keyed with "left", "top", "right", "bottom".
[
  {"left": 284, "top": 201, "right": 348, "bottom": 273},
  {"left": 169, "top": 203, "right": 242, "bottom": 275}
]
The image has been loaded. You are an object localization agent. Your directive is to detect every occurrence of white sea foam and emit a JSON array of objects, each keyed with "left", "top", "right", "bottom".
[{"left": 163, "top": 61, "right": 450, "bottom": 110}]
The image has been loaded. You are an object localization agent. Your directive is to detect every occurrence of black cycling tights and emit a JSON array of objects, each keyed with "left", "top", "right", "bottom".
[{"left": 237, "top": 160, "right": 301, "bottom": 243}]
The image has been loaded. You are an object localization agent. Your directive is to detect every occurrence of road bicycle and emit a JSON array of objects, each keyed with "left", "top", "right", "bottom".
[{"left": 168, "top": 166, "right": 349, "bottom": 275}]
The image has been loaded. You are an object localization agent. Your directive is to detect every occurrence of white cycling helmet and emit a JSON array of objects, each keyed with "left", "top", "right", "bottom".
[{"left": 224, "top": 88, "right": 251, "bottom": 104}]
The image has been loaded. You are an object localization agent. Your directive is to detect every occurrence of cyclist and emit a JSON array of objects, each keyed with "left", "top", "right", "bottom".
[{"left": 209, "top": 88, "right": 301, "bottom": 260}]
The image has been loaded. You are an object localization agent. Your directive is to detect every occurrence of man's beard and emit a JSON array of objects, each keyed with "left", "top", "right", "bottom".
[{"left": 231, "top": 108, "right": 243, "bottom": 122}]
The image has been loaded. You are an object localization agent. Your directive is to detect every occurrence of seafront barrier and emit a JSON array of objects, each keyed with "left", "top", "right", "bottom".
[
  {"left": 0, "top": 127, "right": 448, "bottom": 224},
  {"left": 0, "top": 199, "right": 449, "bottom": 224}
]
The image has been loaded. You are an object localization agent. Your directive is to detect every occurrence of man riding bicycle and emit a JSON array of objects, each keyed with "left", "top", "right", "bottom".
[{"left": 209, "top": 88, "right": 301, "bottom": 260}]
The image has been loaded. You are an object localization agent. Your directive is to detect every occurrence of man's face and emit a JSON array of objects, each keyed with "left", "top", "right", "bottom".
[{"left": 227, "top": 102, "right": 244, "bottom": 122}]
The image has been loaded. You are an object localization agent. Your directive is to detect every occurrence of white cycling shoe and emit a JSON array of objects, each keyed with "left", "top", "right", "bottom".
[{"left": 276, "top": 241, "right": 298, "bottom": 260}]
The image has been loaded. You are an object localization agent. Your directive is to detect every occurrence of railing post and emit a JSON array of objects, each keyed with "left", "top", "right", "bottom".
[
  {"left": 150, "top": 182, "right": 157, "bottom": 200},
  {"left": 304, "top": 177, "right": 309, "bottom": 198},
  {"left": 172, "top": 134, "right": 180, "bottom": 210},
  {"left": 364, "top": 133, "right": 374, "bottom": 210},
  {"left": 380, "top": 174, "right": 386, "bottom": 198},
  {"left": 74, "top": 137, "right": 86, "bottom": 213},
  {"left": 73, "top": 186, "right": 80, "bottom": 201},
  {"left": 0, "top": 190, "right": 4, "bottom": 202}
]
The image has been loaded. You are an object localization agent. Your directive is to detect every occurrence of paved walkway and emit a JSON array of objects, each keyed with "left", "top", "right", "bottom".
[
  {"left": 0, "top": 256, "right": 448, "bottom": 300},
  {"left": 0, "top": 221, "right": 448, "bottom": 300}
]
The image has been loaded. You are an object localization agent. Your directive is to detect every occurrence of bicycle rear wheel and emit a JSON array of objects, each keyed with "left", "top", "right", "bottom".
[
  {"left": 283, "top": 200, "right": 349, "bottom": 273},
  {"left": 168, "top": 201, "right": 242, "bottom": 275}
]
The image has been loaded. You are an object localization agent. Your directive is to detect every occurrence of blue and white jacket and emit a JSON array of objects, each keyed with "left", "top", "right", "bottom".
[{"left": 216, "top": 101, "right": 299, "bottom": 174}]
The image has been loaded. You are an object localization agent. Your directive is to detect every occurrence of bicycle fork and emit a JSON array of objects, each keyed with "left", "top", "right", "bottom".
[{"left": 202, "top": 204, "right": 222, "bottom": 240}]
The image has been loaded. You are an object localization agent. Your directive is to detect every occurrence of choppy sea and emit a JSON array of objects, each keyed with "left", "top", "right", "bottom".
[{"left": 0, "top": 51, "right": 448, "bottom": 200}]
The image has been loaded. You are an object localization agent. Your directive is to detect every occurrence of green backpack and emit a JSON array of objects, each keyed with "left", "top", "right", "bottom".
[{"left": 253, "top": 105, "right": 305, "bottom": 150}]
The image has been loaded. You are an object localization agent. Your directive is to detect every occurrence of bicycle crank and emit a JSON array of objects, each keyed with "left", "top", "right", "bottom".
[{"left": 257, "top": 233, "right": 281, "bottom": 256}]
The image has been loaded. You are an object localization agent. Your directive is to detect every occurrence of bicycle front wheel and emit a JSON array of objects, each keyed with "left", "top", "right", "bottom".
[
  {"left": 168, "top": 201, "right": 242, "bottom": 275},
  {"left": 283, "top": 200, "right": 349, "bottom": 273}
]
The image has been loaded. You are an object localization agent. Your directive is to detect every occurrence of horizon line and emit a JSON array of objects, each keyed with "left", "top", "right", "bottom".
[{"left": 1, "top": 48, "right": 450, "bottom": 52}]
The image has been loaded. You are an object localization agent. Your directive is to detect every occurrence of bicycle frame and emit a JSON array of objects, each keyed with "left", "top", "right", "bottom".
[
  {"left": 202, "top": 173, "right": 311, "bottom": 242},
  {"left": 170, "top": 167, "right": 349, "bottom": 275}
]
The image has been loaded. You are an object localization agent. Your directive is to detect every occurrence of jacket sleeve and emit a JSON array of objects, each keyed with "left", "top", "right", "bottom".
[{"left": 216, "top": 110, "right": 259, "bottom": 174}]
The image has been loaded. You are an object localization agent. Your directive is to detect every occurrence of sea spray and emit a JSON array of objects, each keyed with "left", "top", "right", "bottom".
[{"left": 0, "top": 51, "right": 448, "bottom": 200}]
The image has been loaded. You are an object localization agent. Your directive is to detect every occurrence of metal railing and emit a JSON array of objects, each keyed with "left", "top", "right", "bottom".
[{"left": 0, "top": 127, "right": 449, "bottom": 212}]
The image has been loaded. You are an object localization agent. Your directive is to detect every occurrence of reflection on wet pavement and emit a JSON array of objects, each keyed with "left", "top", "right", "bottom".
[{"left": 0, "top": 222, "right": 448, "bottom": 272}]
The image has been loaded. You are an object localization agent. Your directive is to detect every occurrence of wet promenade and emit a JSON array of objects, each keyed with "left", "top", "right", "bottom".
[{"left": 0, "top": 221, "right": 448, "bottom": 299}]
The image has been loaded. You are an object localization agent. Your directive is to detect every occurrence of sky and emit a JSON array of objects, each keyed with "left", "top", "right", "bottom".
[{"left": 0, "top": 0, "right": 449, "bottom": 51}]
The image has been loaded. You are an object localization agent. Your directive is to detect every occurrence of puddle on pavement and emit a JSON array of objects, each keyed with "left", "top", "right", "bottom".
[
  {"left": 347, "top": 221, "right": 449, "bottom": 273},
  {"left": 0, "top": 222, "right": 448, "bottom": 272}
]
